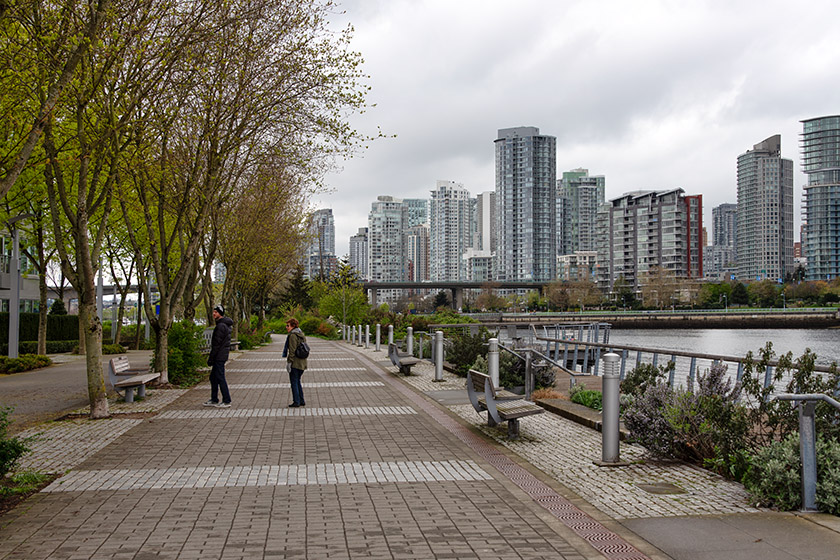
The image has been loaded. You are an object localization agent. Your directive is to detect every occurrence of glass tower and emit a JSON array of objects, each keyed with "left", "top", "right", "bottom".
[{"left": 801, "top": 116, "right": 840, "bottom": 280}]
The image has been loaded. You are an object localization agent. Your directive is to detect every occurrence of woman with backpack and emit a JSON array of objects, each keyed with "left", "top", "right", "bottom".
[{"left": 285, "top": 318, "right": 309, "bottom": 407}]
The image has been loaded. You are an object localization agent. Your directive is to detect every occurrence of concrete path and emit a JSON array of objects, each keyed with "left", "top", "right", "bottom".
[
  {"left": 1, "top": 337, "right": 839, "bottom": 559},
  {"left": 0, "top": 351, "right": 153, "bottom": 433}
]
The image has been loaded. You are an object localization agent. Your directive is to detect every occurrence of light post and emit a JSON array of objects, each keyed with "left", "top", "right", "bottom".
[
  {"left": 721, "top": 293, "right": 728, "bottom": 312},
  {"left": 782, "top": 292, "right": 786, "bottom": 309},
  {"left": 6, "top": 213, "right": 34, "bottom": 359}
]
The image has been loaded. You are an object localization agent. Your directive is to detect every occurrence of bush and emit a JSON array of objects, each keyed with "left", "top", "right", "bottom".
[
  {"left": 446, "top": 328, "right": 493, "bottom": 377},
  {"left": 315, "top": 322, "right": 338, "bottom": 338},
  {"left": 744, "top": 434, "right": 840, "bottom": 515},
  {"left": 498, "top": 347, "right": 556, "bottom": 390},
  {"left": 102, "top": 344, "right": 126, "bottom": 355},
  {"left": 299, "top": 317, "right": 322, "bottom": 336},
  {"left": 569, "top": 386, "right": 602, "bottom": 411},
  {"left": 0, "top": 340, "right": 77, "bottom": 354},
  {"left": 0, "top": 354, "right": 52, "bottom": 374},
  {"left": 166, "top": 321, "right": 205, "bottom": 387},
  {"left": 0, "top": 407, "right": 28, "bottom": 478},
  {"left": 620, "top": 362, "right": 671, "bottom": 396}
]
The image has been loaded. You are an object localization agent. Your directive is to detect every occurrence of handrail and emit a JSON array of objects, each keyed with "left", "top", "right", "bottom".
[
  {"left": 498, "top": 341, "right": 582, "bottom": 377},
  {"left": 775, "top": 393, "right": 840, "bottom": 410}
]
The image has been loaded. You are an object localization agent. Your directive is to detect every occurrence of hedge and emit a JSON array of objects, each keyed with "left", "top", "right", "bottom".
[{"left": 0, "top": 312, "right": 79, "bottom": 342}]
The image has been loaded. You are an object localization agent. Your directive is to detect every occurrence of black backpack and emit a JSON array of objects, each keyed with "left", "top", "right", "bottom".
[{"left": 294, "top": 337, "right": 310, "bottom": 359}]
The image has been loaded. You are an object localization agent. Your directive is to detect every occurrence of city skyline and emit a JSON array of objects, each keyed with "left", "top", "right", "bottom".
[{"left": 313, "top": 0, "right": 840, "bottom": 257}]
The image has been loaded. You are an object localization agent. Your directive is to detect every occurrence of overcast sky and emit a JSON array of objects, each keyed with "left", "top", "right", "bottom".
[{"left": 316, "top": 0, "right": 840, "bottom": 257}]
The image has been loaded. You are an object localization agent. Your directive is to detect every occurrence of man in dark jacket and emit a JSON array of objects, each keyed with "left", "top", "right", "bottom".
[{"left": 204, "top": 305, "right": 234, "bottom": 408}]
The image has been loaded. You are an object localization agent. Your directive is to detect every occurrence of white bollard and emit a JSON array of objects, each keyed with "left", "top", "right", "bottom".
[
  {"left": 488, "top": 338, "right": 500, "bottom": 389},
  {"left": 407, "top": 327, "right": 414, "bottom": 355},
  {"left": 375, "top": 324, "right": 381, "bottom": 351},
  {"left": 434, "top": 330, "right": 444, "bottom": 382},
  {"left": 388, "top": 324, "right": 394, "bottom": 345},
  {"left": 365, "top": 325, "right": 370, "bottom": 349}
]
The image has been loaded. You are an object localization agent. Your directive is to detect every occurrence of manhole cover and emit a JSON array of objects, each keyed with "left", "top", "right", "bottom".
[{"left": 636, "top": 482, "right": 686, "bottom": 495}]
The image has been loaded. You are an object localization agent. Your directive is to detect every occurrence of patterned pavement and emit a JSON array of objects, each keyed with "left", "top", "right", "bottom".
[{"left": 1, "top": 339, "right": 617, "bottom": 560}]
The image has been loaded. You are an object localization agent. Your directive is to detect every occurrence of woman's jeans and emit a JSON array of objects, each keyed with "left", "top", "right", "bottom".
[{"left": 290, "top": 367, "right": 305, "bottom": 405}]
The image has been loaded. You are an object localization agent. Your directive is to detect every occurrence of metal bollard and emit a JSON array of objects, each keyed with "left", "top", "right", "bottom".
[
  {"left": 365, "top": 325, "right": 370, "bottom": 349},
  {"left": 375, "top": 324, "right": 381, "bottom": 352},
  {"left": 388, "top": 324, "right": 394, "bottom": 345},
  {"left": 434, "top": 331, "right": 444, "bottom": 382},
  {"left": 488, "top": 338, "right": 500, "bottom": 389},
  {"left": 357, "top": 324, "right": 363, "bottom": 346},
  {"left": 407, "top": 327, "right": 414, "bottom": 355},
  {"left": 596, "top": 352, "right": 628, "bottom": 466},
  {"left": 351, "top": 325, "right": 355, "bottom": 345}
]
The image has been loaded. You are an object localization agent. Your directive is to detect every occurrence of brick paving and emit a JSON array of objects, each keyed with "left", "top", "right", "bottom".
[{"left": 0, "top": 340, "right": 610, "bottom": 560}]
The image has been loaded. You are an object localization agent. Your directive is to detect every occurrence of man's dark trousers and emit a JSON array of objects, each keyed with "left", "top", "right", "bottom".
[{"left": 210, "top": 360, "right": 232, "bottom": 404}]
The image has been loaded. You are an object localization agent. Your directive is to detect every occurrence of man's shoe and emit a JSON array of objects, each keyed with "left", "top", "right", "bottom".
[
  {"left": 288, "top": 403, "right": 300, "bottom": 408},
  {"left": 217, "top": 402, "right": 231, "bottom": 408},
  {"left": 203, "top": 400, "right": 219, "bottom": 407}
]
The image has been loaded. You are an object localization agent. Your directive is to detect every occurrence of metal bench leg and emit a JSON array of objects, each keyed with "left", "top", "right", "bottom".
[
  {"left": 487, "top": 414, "right": 497, "bottom": 427},
  {"left": 137, "top": 384, "right": 147, "bottom": 398},
  {"left": 507, "top": 419, "right": 520, "bottom": 440},
  {"left": 124, "top": 387, "right": 136, "bottom": 403}
]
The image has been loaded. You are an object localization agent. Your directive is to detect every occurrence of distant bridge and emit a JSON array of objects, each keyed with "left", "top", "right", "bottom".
[{"left": 360, "top": 281, "right": 550, "bottom": 308}]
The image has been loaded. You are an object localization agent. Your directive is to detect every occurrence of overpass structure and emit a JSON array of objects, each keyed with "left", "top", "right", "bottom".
[{"left": 360, "top": 281, "right": 549, "bottom": 309}]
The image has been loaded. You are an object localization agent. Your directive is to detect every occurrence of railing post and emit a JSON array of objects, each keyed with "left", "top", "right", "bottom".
[
  {"left": 525, "top": 349, "right": 533, "bottom": 401},
  {"left": 596, "top": 352, "right": 627, "bottom": 466},
  {"left": 435, "top": 330, "right": 444, "bottom": 382},
  {"left": 365, "top": 325, "right": 370, "bottom": 349},
  {"left": 799, "top": 401, "right": 818, "bottom": 512},
  {"left": 418, "top": 334, "right": 424, "bottom": 360},
  {"left": 488, "top": 338, "right": 500, "bottom": 389},
  {"left": 407, "top": 326, "right": 414, "bottom": 355},
  {"left": 388, "top": 324, "right": 394, "bottom": 345}
]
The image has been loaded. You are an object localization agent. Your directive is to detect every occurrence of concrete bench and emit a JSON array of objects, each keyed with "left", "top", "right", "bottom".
[
  {"left": 388, "top": 343, "right": 420, "bottom": 375},
  {"left": 466, "top": 369, "right": 544, "bottom": 440},
  {"left": 107, "top": 359, "right": 160, "bottom": 403},
  {"left": 109, "top": 356, "right": 147, "bottom": 377}
]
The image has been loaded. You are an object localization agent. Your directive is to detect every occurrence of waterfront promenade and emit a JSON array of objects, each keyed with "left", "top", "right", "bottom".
[{"left": 1, "top": 336, "right": 839, "bottom": 559}]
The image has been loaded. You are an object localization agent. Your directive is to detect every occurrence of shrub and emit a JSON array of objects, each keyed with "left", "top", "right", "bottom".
[
  {"left": 102, "top": 344, "right": 126, "bottom": 355},
  {"left": 166, "top": 321, "right": 205, "bottom": 387},
  {"left": 446, "top": 328, "right": 493, "bottom": 377},
  {"left": 498, "top": 347, "right": 556, "bottom": 390},
  {"left": 570, "top": 387, "right": 603, "bottom": 411},
  {"left": 316, "top": 322, "right": 338, "bottom": 338},
  {"left": 620, "top": 362, "right": 671, "bottom": 396},
  {"left": 0, "top": 354, "right": 52, "bottom": 374},
  {"left": 0, "top": 407, "right": 28, "bottom": 478},
  {"left": 299, "top": 317, "right": 322, "bottom": 336},
  {"left": 744, "top": 434, "right": 840, "bottom": 515},
  {"left": 622, "top": 382, "right": 678, "bottom": 457}
]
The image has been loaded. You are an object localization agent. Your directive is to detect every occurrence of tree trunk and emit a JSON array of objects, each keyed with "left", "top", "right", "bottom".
[
  {"left": 152, "top": 323, "right": 169, "bottom": 384},
  {"left": 37, "top": 267, "right": 48, "bottom": 355},
  {"left": 79, "top": 300, "right": 108, "bottom": 418},
  {"left": 134, "top": 289, "right": 143, "bottom": 350}
]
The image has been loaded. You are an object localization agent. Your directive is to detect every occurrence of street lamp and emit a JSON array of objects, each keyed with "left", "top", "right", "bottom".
[
  {"left": 782, "top": 292, "right": 786, "bottom": 309},
  {"left": 721, "top": 293, "right": 728, "bottom": 312},
  {"left": 6, "top": 213, "right": 34, "bottom": 359}
]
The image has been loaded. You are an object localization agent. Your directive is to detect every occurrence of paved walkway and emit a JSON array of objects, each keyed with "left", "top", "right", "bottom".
[{"left": 1, "top": 337, "right": 839, "bottom": 559}]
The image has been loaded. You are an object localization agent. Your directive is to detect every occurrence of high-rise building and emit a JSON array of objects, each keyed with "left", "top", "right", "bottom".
[
  {"left": 349, "top": 227, "right": 368, "bottom": 279},
  {"left": 404, "top": 198, "right": 429, "bottom": 228},
  {"left": 404, "top": 224, "right": 430, "bottom": 282},
  {"left": 596, "top": 189, "right": 703, "bottom": 290},
  {"left": 474, "top": 191, "right": 496, "bottom": 253},
  {"left": 429, "top": 180, "right": 471, "bottom": 281},
  {"left": 801, "top": 116, "right": 840, "bottom": 280},
  {"left": 495, "top": 126, "right": 557, "bottom": 282},
  {"left": 305, "top": 208, "right": 336, "bottom": 280},
  {"left": 557, "top": 169, "right": 605, "bottom": 255},
  {"left": 367, "top": 196, "right": 408, "bottom": 301},
  {"left": 736, "top": 135, "right": 794, "bottom": 282},
  {"left": 713, "top": 203, "right": 737, "bottom": 248}
]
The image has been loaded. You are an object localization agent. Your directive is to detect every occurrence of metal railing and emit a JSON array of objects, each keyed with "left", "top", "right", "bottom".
[{"left": 774, "top": 393, "right": 840, "bottom": 511}]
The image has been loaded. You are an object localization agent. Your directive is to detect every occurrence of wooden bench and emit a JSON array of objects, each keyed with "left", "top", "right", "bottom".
[
  {"left": 466, "top": 369, "right": 545, "bottom": 440},
  {"left": 109, "top": 356, "right": 148, "bottom": 377},
  {"left": 388, "top": 343, "right": 420, "bottom": 375},
  {"left": 107, "top": 359, "right": 160, "bottom": 403},
  {"left": 200, "top": 327, "right": 240, "bottom": 355}
]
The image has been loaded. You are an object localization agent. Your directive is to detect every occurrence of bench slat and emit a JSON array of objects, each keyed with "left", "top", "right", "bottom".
[{"left": 114, "top": 373, "right": 161, "bottom": 388}]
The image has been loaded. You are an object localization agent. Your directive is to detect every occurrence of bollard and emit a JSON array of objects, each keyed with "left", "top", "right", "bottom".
[
  {"left": 595, "top": 352, "right": 628, "bottom": 466},
  {"left": 488, "top": 338, "right": 500, "bottom": 389},
  {"left": 365, "top": 325, "right": 370, "bottom": 349},
  {"left": 375, "top": 324, "right": 381, "bottom": 352},
  {"left": 351, "top": 325, "right": 356, "bottom": 345},
  {"left": 407, "top": 327, "right": 414, "bottom": 355},
  {"left": 388, "top": 324, "right": 394, "bottom": 345},
  {"left": 434, "top": 331, "right": 444, "bottom": 382},
  {"left": 357, "top": 324, "right": 363, "bottom": 347}
]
